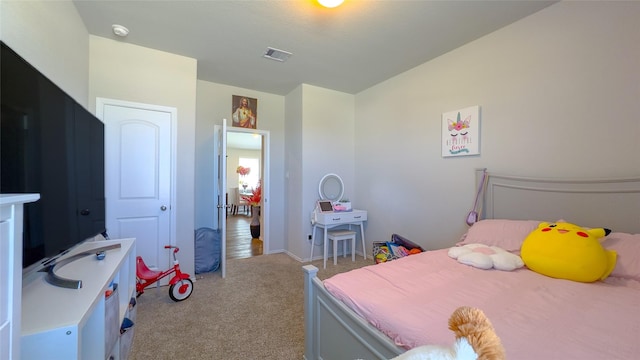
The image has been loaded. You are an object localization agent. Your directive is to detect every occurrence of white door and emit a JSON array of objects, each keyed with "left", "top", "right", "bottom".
[
  {"left": 216, "top": 120, "right": 228, "bottom": 277},
  {"left": 97, "top": 98, "right": 174, "bottom": 274}
]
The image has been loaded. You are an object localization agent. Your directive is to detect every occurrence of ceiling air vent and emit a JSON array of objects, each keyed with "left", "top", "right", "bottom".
[{"left": 263, "top": 47, "right": 292, "bottom": 62}]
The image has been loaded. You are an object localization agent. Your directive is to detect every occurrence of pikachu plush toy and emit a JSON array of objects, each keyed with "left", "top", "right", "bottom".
[{"left": 521, "top": 221, "right": 616, "bottom": 282}]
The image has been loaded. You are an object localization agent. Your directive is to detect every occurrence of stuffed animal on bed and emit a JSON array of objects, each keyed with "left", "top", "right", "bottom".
[
  {"left": 521, "top": 221, "right": 616, "bottom": 282},
  {"left": 448, "top": 244, "right": 524, "bottom": 271},
  {"left": 391, "top": 306, "right": 505, "bottom": 360}
]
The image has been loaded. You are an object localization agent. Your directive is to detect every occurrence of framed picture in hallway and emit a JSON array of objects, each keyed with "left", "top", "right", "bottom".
[
  {"left": 232, "top": 95, "right": 258, "bottom": 129},
  {"left": 442, "top": 105, "right": 480, "bottom": 157}
]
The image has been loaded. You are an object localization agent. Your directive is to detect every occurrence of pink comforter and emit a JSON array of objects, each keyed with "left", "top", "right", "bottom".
[{"left": 323, "top": 249, "right": 640, "bottom": 359}]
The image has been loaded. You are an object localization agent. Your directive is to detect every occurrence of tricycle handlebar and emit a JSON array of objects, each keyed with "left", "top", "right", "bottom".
[{"left": 164, "top": 245, "right": 180, "bottom": 253}]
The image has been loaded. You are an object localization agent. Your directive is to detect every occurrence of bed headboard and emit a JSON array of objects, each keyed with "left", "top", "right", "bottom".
[{"left": 477, "top": 169, "right": 640, "bottom": 234}]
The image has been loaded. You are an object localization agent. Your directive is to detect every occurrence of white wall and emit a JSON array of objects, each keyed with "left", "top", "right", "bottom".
[
  {"left": 284, "top": 86, "right": 304, "bottom": 258},
  {"left": 88, "top": 36, "right": 198, "bottom": 276},
  {"left": 0, "top": 0, "right": 89, "bottom": 106},
  {"left": 195, "top": 80, "right": 286, "bottom": 252},
  {"left": 354, "top": 1, "right": 640, "bottom": 251},
  {"left": 286, "top": 84, "right": 355, "bottom": 260}
]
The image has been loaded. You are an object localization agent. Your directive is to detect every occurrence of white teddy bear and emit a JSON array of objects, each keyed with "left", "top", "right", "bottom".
[{"left": 448, "top": 243, "right": 524, "bottom": 271}]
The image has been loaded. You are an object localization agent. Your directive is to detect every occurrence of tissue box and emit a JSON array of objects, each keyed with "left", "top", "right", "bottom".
[{"left": 333, "top": 202, "right": 352, "bottom": 211}]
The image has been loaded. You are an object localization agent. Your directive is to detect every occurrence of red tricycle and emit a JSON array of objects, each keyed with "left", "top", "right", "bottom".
[{"left": 136, "top": 245, "right": 194, "bottom": 302}]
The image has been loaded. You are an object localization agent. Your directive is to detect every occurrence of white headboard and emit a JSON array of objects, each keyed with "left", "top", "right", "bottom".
[{"left": 477, "top": 169, "right": 640, "bottom": 234}]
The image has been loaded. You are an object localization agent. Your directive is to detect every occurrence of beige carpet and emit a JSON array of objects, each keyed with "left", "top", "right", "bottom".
[{"left": 129, "top": 253, "right": 371, "bottom": 359}]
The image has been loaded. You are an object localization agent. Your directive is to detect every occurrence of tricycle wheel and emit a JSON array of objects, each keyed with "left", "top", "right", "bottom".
[
  {"left": 135, "top": 278, "right": 144, "bottom": 297},
  {"left": 169, "top": 278, "right": 194, "bottom": 302}
]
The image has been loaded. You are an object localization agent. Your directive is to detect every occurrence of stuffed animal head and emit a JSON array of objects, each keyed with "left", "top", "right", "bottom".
[
  {"left": 391, "top": 306, "right": 505, "bottom": 360},
  {"left": 521, "top": 221, "right": 616, "bottom": 282}
]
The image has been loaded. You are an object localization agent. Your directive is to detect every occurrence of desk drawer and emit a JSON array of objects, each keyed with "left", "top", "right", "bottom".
[{"left": 316, "top": 211, "right": 367, "bottom": 225}]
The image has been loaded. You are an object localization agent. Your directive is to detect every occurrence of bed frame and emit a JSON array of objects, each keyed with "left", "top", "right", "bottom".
[{"left": 303, "top": 169, "right": 640, "bottom": 359}]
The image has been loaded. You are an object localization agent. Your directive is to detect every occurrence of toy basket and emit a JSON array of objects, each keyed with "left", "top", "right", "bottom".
[{"left": 372, "top": 234, "right": 424, "bottom": 264}]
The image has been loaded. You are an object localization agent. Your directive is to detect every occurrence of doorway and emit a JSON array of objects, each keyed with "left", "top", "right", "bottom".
[{"left": 221, "top": 129, "right": 269, "bottom": 260}]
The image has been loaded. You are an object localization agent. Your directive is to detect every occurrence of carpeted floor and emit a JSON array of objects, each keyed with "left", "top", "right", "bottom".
[{"left": 129, "top": 252, "right": 371, "bottom": 359}]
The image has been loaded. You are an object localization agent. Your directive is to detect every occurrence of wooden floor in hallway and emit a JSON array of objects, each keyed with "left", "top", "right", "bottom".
[{"left": 226, "top": 213, "right": 263, "bottom": 260}]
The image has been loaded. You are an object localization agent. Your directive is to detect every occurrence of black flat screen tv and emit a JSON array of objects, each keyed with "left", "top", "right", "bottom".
[{"left": 1, "top": 41, "right": 106, "bottom": 273}]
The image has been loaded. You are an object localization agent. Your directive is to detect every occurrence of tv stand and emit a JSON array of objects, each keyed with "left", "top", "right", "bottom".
[
  {"left": 43, "top": 243, "right": 122, "bottom": 289},
  {"left": 21, "top": 238, "right": 136, "bottom": 360},
  {"left": 1, "top": 193, "right": 40, "bottom": 360}
]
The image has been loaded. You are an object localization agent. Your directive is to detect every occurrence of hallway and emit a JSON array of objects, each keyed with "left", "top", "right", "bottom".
[{"left": 226, "top": 214, "right": 262, "bottom": 259}]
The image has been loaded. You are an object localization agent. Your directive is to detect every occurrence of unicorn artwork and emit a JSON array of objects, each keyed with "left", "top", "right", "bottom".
[
  {"left": 441, "top": 106, "right": 480, "bottom": 157},
  {"left": 448, "top": 112, "right": 471, "bottom": 147}
]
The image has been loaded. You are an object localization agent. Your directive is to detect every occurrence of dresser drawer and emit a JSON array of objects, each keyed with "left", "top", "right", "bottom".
[{"left": 315, "top": 210, "right": 367, "bottom": 225}]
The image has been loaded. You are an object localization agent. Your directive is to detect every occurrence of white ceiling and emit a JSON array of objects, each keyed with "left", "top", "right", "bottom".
[{"left": 73, "top": 0, "right": 556, "bottom": 96}]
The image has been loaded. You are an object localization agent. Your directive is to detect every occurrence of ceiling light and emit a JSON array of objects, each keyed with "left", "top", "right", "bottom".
[
  {"left": 318, "top": 0, "right": 344, "bottom": 8},
  {"left": 112, "top": 24, "right": 129, "bottom": 37},
  {"left": 263, "top": 47, "right": 292, "bottom": 62}
]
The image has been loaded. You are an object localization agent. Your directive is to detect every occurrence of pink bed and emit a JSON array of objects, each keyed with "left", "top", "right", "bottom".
[{"left": 323, "top": 227, "right": 640, "bottom": 359}]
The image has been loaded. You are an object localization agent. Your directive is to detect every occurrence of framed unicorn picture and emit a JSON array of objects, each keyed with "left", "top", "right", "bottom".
[{"left": 441, "top": 105, "right": 480, "bottom": 157}]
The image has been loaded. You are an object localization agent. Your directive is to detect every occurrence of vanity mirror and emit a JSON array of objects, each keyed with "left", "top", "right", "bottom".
[{"left": 318, "top": 173, "right": 344, "bottom": 202}]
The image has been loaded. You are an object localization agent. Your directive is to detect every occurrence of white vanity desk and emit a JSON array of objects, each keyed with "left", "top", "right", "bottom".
[{"left": 310, "top": 209, "right": 367, "bottom": 268}]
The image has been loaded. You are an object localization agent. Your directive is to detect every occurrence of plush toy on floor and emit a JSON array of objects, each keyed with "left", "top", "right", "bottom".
[{"left": 391, "top": 306, "right": 505, "bottom": 360}]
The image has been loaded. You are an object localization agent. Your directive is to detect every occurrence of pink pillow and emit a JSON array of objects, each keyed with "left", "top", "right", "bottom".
[
  {"left": 458, "top": 219, "right": 541, "bottom": 252},
  {"left": 601, "top": 232, "right": 640, "bottom": 280}
]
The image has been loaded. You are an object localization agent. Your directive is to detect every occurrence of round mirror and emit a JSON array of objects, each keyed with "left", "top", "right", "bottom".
[{"left": 318, "top": 173, "right": 344, "bottom": 201}]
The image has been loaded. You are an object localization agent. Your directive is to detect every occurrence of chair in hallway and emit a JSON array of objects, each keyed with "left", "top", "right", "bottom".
[{"left": 233, "top": 187, "right": 250, "bottom": 216}]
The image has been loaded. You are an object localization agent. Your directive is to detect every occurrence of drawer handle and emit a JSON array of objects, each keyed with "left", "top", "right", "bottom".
[
  {"left": 332, "top": 218, "right": 341, "bottom": 221},
  {"left": 354, "top": 216, "right": 361, "bottom": 219}
]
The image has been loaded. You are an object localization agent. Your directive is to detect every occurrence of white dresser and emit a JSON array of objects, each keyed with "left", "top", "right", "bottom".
[
  {"left": 1, "top": 193, "right": 40, "bottom": 360},
  {"left": 313, "top": 209, "right": 367, "bottom": 226},
  {"left": 20, "top": 238, "right": 136, "bottom": 360}
]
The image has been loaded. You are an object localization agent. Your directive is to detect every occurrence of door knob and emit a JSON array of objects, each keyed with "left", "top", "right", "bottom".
[{"left": 160, "top": 205, "right": 167, "bottom": 211}]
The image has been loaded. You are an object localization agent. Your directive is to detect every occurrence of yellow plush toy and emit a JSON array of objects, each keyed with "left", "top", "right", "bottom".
[{"left": 521, "top": 221, "right": 616, "bottom": 282}]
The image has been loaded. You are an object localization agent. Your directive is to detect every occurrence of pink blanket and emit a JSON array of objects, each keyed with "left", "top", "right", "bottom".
[{"left": 323, "top": 249, "right": 640, "bottom": 359}]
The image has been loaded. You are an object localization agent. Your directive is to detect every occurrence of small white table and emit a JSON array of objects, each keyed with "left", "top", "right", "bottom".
[{"left": 310, "top": 209, "right": 367, "bottom": 268}]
